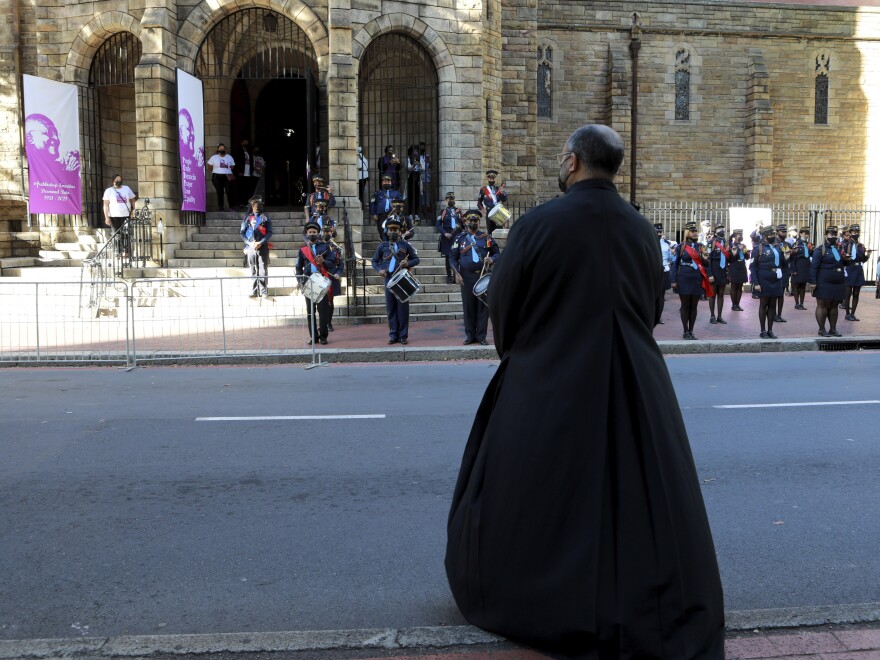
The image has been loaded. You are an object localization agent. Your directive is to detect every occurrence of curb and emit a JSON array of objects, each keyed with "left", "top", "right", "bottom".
[{"left": 3, "top": 604, "right": 880, "bottom": 659}]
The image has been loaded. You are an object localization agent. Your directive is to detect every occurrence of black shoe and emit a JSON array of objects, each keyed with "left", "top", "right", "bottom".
[
  {"left": 479, "top": 339, "right": 488, "bottom": 345},
  {"left": 307, "top": 339, "right": 314, "bottom": 345},
  {"left": 731, "top": 305, "right": 742, "bottom": 312},
  {"left": 709, "top": 316, "right": 717, "bottom": 324},
  {"left": 818, "top": 329, "right": 829, "bottom": 337},
  {"left": 716, "top": 317, "right": 727, "bottom": 324},
  {"left": 760, "top": 331, "right": 769, "bottom": 339},
  {"left": 839, "top": 303, "right": 847, "bottom": 309},
  {"left": 689, "top": 332, "right": 698, "bottom": 340},
  {"left": 388, "top": 338, "right": 399, "bottom": 344},
  {"left": 767, "top": 331, "right": 778, "bottom": 339},
  {"left": 328, "top": 323, "right": 334, "bottom": 332},
  {"left": 400, "top": 338, "right": 408, "bottom": 345},
  {"left": 657, "top": 320, "right": 665, "bottom": 324},
  {"left": 774, "top": 315, "right": 787, "bottom": 322},
  {"left": 852, "top": 316, "right": 860, "bottom": 321},
  {"left": 463, "top": 338, "right": 476, "bottom": 345},
  {"left": 682, "top": 332, "right": 690, "bottom": 340},
  {"left": 447, "top": 275, "right": 454, "bottom": 284},
  {"left": 829, "top": 330, "right": 842, "bottom": 337},
  {"left": 319, "top": 338, "right": 328, "bottom": 345}
]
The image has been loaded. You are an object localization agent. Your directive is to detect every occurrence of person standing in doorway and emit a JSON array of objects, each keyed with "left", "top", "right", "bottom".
[
  {"left": 357, "top": 146, "right": 369, "bottom": 205},
  {"left": 102, "top": 174, "right": 137, "bottom": 256},
  {"left": 207, "top": 143, "right": 235, "bottom": 211}
]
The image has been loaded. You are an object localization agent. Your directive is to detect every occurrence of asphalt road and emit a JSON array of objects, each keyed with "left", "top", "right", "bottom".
[{"left": 1, "top": 354, "right": 879, "bottom": 641}]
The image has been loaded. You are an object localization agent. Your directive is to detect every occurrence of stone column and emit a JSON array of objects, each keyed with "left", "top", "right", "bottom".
[
  {"left": 607, "top": 43, "right": 632, "bottom": 197},
  {"left": 327, "top": 0, "right": 362, "bottom": 253},
  {"left": 134, "top": 5, "right": 187, "bottom": 263},
  {"left": 744, "top": 51, "right": 773, "bottom": 204}
]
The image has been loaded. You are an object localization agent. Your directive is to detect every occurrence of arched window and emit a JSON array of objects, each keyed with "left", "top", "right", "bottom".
[
  {"left": 675, "top": 48, "right": 691, "bottom": 121},
  {"left": 815, "top": 53, "right": 830, "bottom": 125},
  {"left": 537, "top": 46, "right": 552, "bottom": 119}
]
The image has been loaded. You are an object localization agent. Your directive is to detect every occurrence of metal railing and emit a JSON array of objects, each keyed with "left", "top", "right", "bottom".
[{"left": 2, "top": 276, "right": 322, "bottom": 367}]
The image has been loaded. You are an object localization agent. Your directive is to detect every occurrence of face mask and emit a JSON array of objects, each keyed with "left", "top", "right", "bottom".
[
  {"left": 447, "top": 200, "right": 455, "bottom": 207},
  {"left": 219, "top": 149, "right": 226, "bottom": 155},
  {"left": 716, "top": 231, "right": 725, "bottom": 238},
  {"left": 387, "top": 232, "right": 399, "bottom": 241},
  {"left": 468, "top": 222, "right": 479, "bottom": 232},
  {"left": 114, "top": 181, "right": 122, "bottom": 187},
  {"left": 308, "top": 234, "right": 318, "bottom": 242},
  {"left": 767, "top": 236, "right": 777, "bottom": 244},
  {"left": 827, "top": 236, "right": 837, "bottom": 242},
  {"left": 383, "top": 183, "right": 391, "bottom": 189},
  {"left": 852, "top": 234, "right": 860, "bottom": 240}
]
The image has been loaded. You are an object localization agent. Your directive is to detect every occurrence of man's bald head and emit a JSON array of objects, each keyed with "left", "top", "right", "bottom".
[{"left": 566, "top": 124, "right": 625, "bottom": 181}]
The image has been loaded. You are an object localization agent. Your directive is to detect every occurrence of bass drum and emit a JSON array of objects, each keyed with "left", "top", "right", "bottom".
[
  {"left": 386, "top": 268, "right": 421, "bottom": 303},
  {"left": 473, "top": 272, "right": 492, "bottom": 307}
]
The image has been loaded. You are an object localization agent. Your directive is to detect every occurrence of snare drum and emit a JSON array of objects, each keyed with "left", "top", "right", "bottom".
[
  {"left": 487, "top": 203, "right": 512, "bottom": 228},
  {"left": 386, "top": 268, "right": 421, "bottom": 303},
  {"left": 302, "top": 272, "right": 331, "bottom": 303},
  {"left": 473, "top": 272, "right": 492, "bottom": 307}
]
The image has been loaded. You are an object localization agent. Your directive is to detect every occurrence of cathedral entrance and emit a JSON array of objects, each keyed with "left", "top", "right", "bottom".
[
  {"left": 359, "top": 33, "right": 439, "bottom": 218},
  {"left": 196, "top": 8, "right": 319, "bottom": 210}
]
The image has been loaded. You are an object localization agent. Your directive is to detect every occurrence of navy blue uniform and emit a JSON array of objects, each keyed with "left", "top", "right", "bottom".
[
  {"left": 810, "top": 242, "right": 846, "bottom": 301},
  {"left": 450, "top": 231, "right": 500, "bottom": 343},
  {"left": 305, "top": 214, "right": 337, "bottom": 238},
  {"left": 790, "top": 239, "right": 812, "bottom": 284},
  {"left": 477, "top": 184, "right": 508, "bottom": 236},
  {"left": 240, "top": 212, "right": 273, "bottom": 296},
  {"left": 728, "top": 240, "right": 750, "bottom": 284},
  {"left": 371, "top": 239, "right": 420, "bottom": 341},
  {"left": 295, "top": 241, "right": 338, "bottom": 341},
  {"left": 670, "top": 242, "right": 707, "bottom": 297},
  {"left": 307, "top": 190, "right": 336, "bottom": 217},
  {"left": 749, "top": 243, "right": 785, "bottom": 297},
  {"left": 706, "top": 238, "right": 730, "bottom": 287},
  {"left": 370, "top": 188, "right": 403, "bottom": 237},
  {"left": 437, "top": 206, "right": 463, "bottom": 280},
  {"left": 380, "top": 213, "right": 414, "bottom": 242},
  {"left": 842, "top": 240, "right": 869, "bottom": 287}
]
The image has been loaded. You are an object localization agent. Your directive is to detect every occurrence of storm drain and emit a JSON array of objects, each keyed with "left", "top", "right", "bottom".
[{"left": 818, "top": 340, "right": 880, "bottom": 352}]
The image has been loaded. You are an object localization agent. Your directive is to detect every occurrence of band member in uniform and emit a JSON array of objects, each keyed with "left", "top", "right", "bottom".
[
  {"left": 749, "top": 221, "right": 763, "bottom": 299},
  {"left": 838, "top": 225, "right": 850, "bottom": 310},
  {"left": 773, "top": 223, "right": 791, "bottom": 322},
  {"left": 307, "top": 199, "right": 337, "bottom": 239},
  {"left": 371, "top": 216, "right": 420, "bottom": 345},
  {"left": 450, "top": 210, "right": 500, "bottom": 345},
  {"left": 706, "top": 223, "right": 731, "bottom": 324},
  {"left": 477, "top": 169, "right": 508, "bottom": 237},
  {"left": 296, "top": 220, "right": 337, "bottom": 345},
  {"left": 842, "top": 223, "right": 872, "bottom": 321},
  {"left": 390, "top": 200, "right": 415, "bottom": 241},
  {"left": 809, "top": 225, "right": 846, "bottom": 337},
  {"left": 306, "top": 175, "right": 336, "bottom": 217},
  {"left": 728, "top": 228, "right": 750, "bottom": 311},
  {"left": 370, "top": 174, "right": 402, "bottom": 240},
  {"left": 670, "top": 221, "right": 714, "bottom": 340},
  {"left": 322, "top": 223, "right": 344, "bottom": 332},
  {"left": 790, "top": 226, "right": 812, "bottom": 311},
  {"left": 750, "top": 226, "right": 785, "bottom": 339},
  {"left": 240, "top": 197, "right": 273, "bottom": 298},
  {"left": 655, "top": 223, "right": 675, "bottom": 323},
  {"left": 438, "top": 192, "right": 464, "bottom": 284}
]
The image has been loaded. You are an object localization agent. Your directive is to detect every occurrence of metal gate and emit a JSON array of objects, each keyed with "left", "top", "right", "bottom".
[
  {"left": 359, "top": 33, "right": 439, "bottom": 218},
  {"left": 37, "top": 32, "right": 142, "bottom": 230},
  {"left": 195, "top": 8, "right": 319, "bottom": 211}
]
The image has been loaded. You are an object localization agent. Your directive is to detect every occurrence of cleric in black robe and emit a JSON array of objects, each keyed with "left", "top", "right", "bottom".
[{"left": 445, "top": 124, "right": 725, "bottom": 659}]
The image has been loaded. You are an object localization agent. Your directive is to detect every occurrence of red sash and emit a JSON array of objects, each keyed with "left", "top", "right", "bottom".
[
  {"left": 713, "top": 239, "right": 731, "bottom": 261},
  {"left": 300, "top": 245, "right": 333, "bottom": 301},
  {"left": 684, "top": 243, "right": 715, "bottom": 298}
]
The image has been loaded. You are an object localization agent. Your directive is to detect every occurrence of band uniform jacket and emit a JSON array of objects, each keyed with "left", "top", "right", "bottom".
[
  {"left": 437, "top": 207, "right": 463, "bottom": 256},
  {"left": 449, "top": 231, "right": 499, "bottom": 274},
  {"left": 810, "top": 241, "right": 847, "bottom": 301},
  {"left": 842, "top": 240, "right": 869, "bottom": 287},
  {"left": 445, "top": 178, "right": 725, "bottom": 659},
  {"left": 295, "top": 241, "right": 337, "bottom": 285},
  {"left": 370, "top": 239, "right": 420, "bottom": 280}
]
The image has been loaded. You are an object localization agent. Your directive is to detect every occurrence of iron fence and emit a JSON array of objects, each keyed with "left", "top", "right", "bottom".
[{"left": 1, "top": 277, "right": 326, "bottom": 366}]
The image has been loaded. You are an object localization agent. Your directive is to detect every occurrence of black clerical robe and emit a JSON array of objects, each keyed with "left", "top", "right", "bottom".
[{"left": 445, "top": 178, "right": 725, "bottom": 659}]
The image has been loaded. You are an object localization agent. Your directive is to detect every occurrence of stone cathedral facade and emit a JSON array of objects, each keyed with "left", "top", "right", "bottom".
[{"left": 1, "top": 0, "right": 879, "bottom": 257}]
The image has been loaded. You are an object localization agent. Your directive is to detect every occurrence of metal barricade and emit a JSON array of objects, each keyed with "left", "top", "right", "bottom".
[
  {"left": 128, "top": 275, "right": 313, "bottom": 364},
  {"left": 0, "top": 280, "right": 131, "bottom": 365}
]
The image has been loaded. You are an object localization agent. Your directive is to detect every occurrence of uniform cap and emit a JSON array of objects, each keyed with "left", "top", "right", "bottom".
[
  {"left": 850, "top": 223, "right": 861, "bottom": 231},
  {"left": 761, "top": 226, "right": 777, "bottom": 236},
  {"left": 776, "top": 223, "right": 787, "bottom": 231},
  {"left": 385, "top": 216, "right": 402, "bottom": 228},
  {"left": 381, "top": 174, "right": 393, "bottom": 181},
  {"left": 731, "top": 228, "right": 743, "bottom": 235},
  {"left": 312, "top": 175, "right": 325, "bottom": 183},
  {"left": 304, "top": 220, "right": 321, "bottom": 232},
  {"left": 653, "top": 223, "right": 663, "bottom": 231},
  {"left": 684, "top": 222, "right": 698, "bottom": 231},
  {"left": 485, "top": 169, "right": 499, "bottom": 176},
  {"left": 314, "top": 199, "right": 328, "bottom": 207},
  {"left": 463, "top": 210, "right": 482, "bottom": 222},
  {"left": 826, "top": 225, "right": 839, "bottom": 233},
  {"left": 715, "top": 223, "right": 725, "bottom": 230},
  {"left": 800, "top": 226, "right": 810, "bottom": 233}
]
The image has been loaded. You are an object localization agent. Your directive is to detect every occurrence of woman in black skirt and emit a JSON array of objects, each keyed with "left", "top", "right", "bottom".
[
  {"left": 706, "top": 223, "right": 730, "bottom": 324},
  {"left": 809, "top": 225, "right": 846, "bottom": 337},
  {"left": 842, "top": 223, "right": 871, "bottom": 321},
  {"left": 671, "top": 221, "right": 714, "bottom": 340},
  {"left": 790, "top": 226, "right": 812, "bottom": 311},
  {"left": 750, "top": 226, "right": 785, "bottom": 339},
  {"left": 728, "top": 228, "right": 750, "bottom": 312}
]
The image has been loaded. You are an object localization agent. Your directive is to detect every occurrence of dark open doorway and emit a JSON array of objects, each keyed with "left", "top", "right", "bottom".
[{"left": 255, "top": 79, "right": 310, "bottom": 207}]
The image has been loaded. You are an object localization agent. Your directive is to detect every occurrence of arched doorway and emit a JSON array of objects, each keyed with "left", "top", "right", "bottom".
[
  {"left": 359, "top": 33, "right": 439, "bottom": 218},
  {"left": 55, "top": 32, "right": 141, "bottom": 229},
  {"left": 195, "top": 8, "right": 319, "bottom": 209}
]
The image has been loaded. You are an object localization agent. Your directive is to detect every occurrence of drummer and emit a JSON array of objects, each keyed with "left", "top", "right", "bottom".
[
  {"left": 371, "top": 215, "right": 420, "bottom": 345},
  {"left": 477, "top": 169, "right": 508, "bottom": 237},
  {"left": 437, "top": 191, "right": 463, "bottom": 284},
  {"left": 295, "top": 220, "right": 337, "bottom": 345},
  {"left": 450, "top": 210, "right": 500, "bottom": 345}
]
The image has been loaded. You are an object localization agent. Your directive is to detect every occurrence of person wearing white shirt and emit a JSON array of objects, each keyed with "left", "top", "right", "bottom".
[
  {"left": 655, "top": 222, "right": 675, "bottom": 324},
  {"left": 206, "top": 143, "right": 235, "bottom": 211},
  {"left": 357, "top": 146, "right": 369, "bottom": 205},
  {"left": 102, "top": 174, "right": 137, "bottom": 255}
]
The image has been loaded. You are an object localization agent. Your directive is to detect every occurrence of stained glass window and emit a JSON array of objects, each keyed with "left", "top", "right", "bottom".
[
  {"left": 815, "top": 74, "right": 829, "bottom": 125},
  {"left": 675, "top": 69, "right": 690, "bottom": 121},
  {"left": 537, "top": 47, "right": 552, "bottom": 118}
]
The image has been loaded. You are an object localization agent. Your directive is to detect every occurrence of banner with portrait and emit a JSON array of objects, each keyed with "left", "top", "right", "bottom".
[
  {"left": 22, "top": 75, "right": 82, "bottom": 214},
  {"left": 176, "top": 69, "right": 206, "bottom": 212}
]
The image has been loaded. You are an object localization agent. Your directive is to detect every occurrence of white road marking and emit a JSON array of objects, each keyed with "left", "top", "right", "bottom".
[
  {"left": 195, "top": 414, "right": 386, "bottom": 421},
  {"left": 714, "top": 400, "right": 880, "bottom": 409}
]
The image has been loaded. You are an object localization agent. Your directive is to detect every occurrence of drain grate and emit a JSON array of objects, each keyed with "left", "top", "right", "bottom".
[{"left": 818, "top": 340, "right": 880, "bottom": 352}]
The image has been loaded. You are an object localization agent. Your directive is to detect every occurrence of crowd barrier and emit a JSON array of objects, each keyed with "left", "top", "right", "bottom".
[{"left": 0, "top": 276, "right": 321, "bottom": 367}]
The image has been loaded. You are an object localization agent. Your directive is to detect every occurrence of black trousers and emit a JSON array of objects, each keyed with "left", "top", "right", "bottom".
[
  {"left": 108, "top": 216, "right": 130, "bottom": 255},
  {"left": 246, "top": 245, "right": 269, "bottom": 295},
  {"left": 212, "top": 174, "right": 233, "bottom": 210},
  {"left": 305, "top": 295, "right": 332, "bottom": 340},
  {"left": 460, "top": 270, "right": 489, "bottom": 341}
]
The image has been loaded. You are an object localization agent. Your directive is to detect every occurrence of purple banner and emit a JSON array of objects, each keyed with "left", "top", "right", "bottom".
[
  {"left": 23, "top": 75, "right": 82, "bottom": 215},
  {"left": 176, "top": 69, "right": 206, "bottom": 212}
]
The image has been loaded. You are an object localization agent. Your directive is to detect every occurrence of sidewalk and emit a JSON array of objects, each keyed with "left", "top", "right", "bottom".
[{"left": 362, "top": 623, "right": 880, "bottom": 659}]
